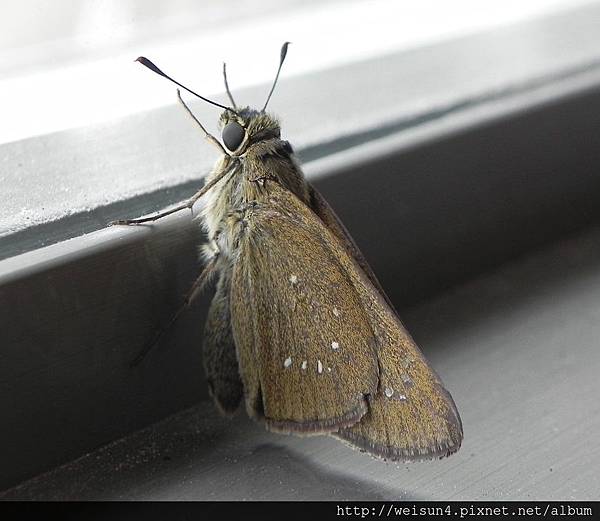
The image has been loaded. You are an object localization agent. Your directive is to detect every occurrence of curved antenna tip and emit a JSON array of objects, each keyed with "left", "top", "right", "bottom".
[
  {"left": 135, "top": 56, "right": 167, "bottom": 78},
  {"left": 135, "top": 55, "right": 237, "bottom": 114}
]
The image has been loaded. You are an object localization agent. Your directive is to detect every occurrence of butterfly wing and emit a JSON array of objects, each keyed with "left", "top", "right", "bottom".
[
  {"left": 335, "top": 260, "right": 463, "bottom": 460},
  {"left": 202, "top": 268, "right": 244, "bottom": 415},
  {"left": 229, "top": 187, "right": 380, "bottom": 434},
  {"left": 309, "top": 182, "right": 462, "bottom": 459},
  {"left": 307, "top": 183, "right": 394, "bottom": 308},
  {"left": 231, "top": 181, "right": 462, "bottom": 458}
]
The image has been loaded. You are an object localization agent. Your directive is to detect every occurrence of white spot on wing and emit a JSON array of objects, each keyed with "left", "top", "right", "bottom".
[
  {"left": 384, "top": 386, "right": 394, "bottom": 398},
  {"left": 317, "top": 360, "right": 323, "bottom": 374},
  {"left": 289, "top": 274, "right": 298, "bottom": 285},
  {"left": 284, "top": 357, "right": 292, "bottom": 368},
  {"left": 331, "top": 341, "right": 339, "bottom": 350},
  {"left": 333, "top": 307, "right": 340, "bottom": 317},
  {"left": 301, "top": 360, "right": 307, "bottom": 370}
]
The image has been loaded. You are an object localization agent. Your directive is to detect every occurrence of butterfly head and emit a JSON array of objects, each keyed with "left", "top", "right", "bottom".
[
  {"left": 219, "top": 108, "right": 281, "bottom": 156},
  {"left": 135, "top": 43, "right": 290, "bottom": 157}
]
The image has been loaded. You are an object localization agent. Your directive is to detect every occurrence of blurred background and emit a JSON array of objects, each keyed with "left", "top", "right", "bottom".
[
  {"left": 1, "top": 0, "right": 590, "bottom": 144},
  {"left": 1, "top": 0, "right": 600, "bottom": 501}
]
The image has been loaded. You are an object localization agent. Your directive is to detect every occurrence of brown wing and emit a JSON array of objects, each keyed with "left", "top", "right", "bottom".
[
  {"left": 308, "top": 183, "right": 463, "bottom": 459},
  {"left": 335, "top": 260, "right": 463, "bottom": 460},
  {"left": 202, "top": 268, "right": 244, "bottom": 415},
  {"left": 229, "top": 186, "right": 380, "bottom": 434},
  {"left": 308, "top": 183, "right": 394, "bottom": 308},
  {"left": 231, "top": 181, "right": 462, "bottom": 458}
]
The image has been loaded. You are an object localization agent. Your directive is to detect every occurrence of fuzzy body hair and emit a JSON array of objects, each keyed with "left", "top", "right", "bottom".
[{"left": 199, "top": 107, "right": 307, "bottom": 265}]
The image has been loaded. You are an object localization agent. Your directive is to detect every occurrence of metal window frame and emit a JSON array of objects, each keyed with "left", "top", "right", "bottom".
[{"left": 2, "top": 4, "right": 600, "bottom": 492}]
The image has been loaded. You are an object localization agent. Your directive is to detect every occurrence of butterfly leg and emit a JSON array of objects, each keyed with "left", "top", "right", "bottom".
[
  {"left": 176, "top": 89, "right": 230, "bottom": 156},
  {"left": 109, "top": 159, "right": 237, "bottom": 226},
  {"left": 130, "top": 255, "right": 218, "bottom": 367},
  {"left": 110, "top": 200, "right": 196, "bottom": 226}
]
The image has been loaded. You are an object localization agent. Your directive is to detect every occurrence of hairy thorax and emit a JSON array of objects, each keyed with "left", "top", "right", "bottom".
[{"left": 199, "top": 140, "right": 309, "bottom": 263}]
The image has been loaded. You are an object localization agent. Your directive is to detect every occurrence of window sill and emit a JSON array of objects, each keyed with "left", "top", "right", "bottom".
[{"left": 2, "top": 2, "right": 600, "bottom": 496}]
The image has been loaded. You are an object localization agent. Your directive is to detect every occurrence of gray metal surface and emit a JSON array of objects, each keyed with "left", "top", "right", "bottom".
[
  {"left": 3, "top": 223, "right": 600, "bottom": 500},
  {"left": 3, "top": 2, "right": 600, "bottom": 257},
  {"left": 2, "top": 2, "right": 600, "bottom": 499},
  {"left": 1, "top": 81, "right": 600, "bottom": 494}
]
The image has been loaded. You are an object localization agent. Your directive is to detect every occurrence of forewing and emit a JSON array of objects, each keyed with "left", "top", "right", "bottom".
[
  {"left": 229, "top": 186, "right": 380, "bottom": 434},
  {"left": 335, "top": 269, "right": 463, "bottom": 460},
  {"left": 308, "top": 183, "right": 392, "bottom": 306},
  {"left": 306, "top": 183, "right": 463, "bottom": 459},
  {"left": 230, "top": 181, "right": 462, "bottom": 457}
]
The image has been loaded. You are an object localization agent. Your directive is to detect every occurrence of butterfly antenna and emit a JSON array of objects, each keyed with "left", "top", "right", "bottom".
[
  {"left": 222, "top": 62, "right": 237, "bottom": 108},
  {"left": 262, "top": 42, "right": 290, "bottom": 111},
  {"left": 136, "top": 56, "right": 237, "bottom": 114}
]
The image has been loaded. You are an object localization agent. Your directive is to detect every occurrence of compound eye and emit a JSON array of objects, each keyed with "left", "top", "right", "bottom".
[{"left": 222, "top": 121, "right": 245, "bottom": 152}]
